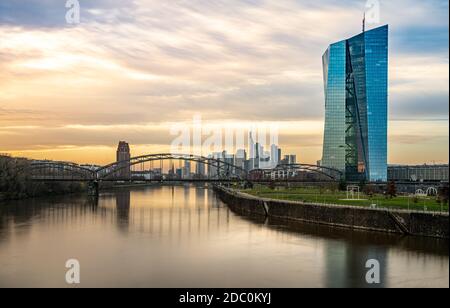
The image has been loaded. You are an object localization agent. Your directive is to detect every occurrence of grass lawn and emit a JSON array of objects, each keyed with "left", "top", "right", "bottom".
[{"left": 240, "top": 186, "right": 449, "bottom": 213}]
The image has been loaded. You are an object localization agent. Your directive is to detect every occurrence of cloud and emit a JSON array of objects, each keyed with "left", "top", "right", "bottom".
[
  {"left": 0, "top": 0, "right": 136, "bottom": 28},
  {"left": 0, "top": 0, "right": 448, "bottom": 163}
]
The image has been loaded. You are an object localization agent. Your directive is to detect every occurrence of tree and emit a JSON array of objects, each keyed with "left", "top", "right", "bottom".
[
  {"left": 268, "top": 181, "right": 276, "bottom": 190},
  {"left": 359, "top": 179, "right": 367, "bottom": 191},
  {"left": 338, "top": 179, "right": 347, "bottom": 191},
  {"left": 1, "top": 156, "right": 85, "bottom": 200},
  {"left": 363, "top": 185, "right": 375, "bottom": 199},
  {"left": 386, "top": 181, "right": 397, "bottom": 199},
  {"left": 328, "top": 183, "right": 338, "bottom": 193},
  {"left": 0, "top": 156, "right": 24, "bottom": 199},
  {"left": 438, "top": 184, "right": 449, "bottom": 205},
  {"left": 244, "top": 181, "right": 254, "bottom": 190}
]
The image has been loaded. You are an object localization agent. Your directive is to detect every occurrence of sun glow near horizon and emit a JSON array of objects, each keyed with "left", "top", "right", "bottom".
[{"left": 0, "top": 0, "right": 448, "bottom": 165}]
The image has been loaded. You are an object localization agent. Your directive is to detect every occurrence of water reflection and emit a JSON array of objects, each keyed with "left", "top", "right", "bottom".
[
  {"left": 231, "top": 211, "right": 448, "bottom": 288},
  {"left": 115, "top": 190, "right": 130, "bottom": 233},
  {"left": 0, "top": 184, "right": 448, "bottom": 288}
]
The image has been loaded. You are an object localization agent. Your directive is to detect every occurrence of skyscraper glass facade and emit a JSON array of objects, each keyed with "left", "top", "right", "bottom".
[{"left": 322, "top": 25, "right": 388, "bottom": 182}]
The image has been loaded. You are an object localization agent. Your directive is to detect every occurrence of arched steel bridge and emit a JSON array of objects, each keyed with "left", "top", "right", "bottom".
[
  {"left": 19, "top": 153, "right": 343, "bottom": 183},
  {"left": 21, "top": 153, "right": 248, "bottom": 182},
  {"left": 17, "top": 161, "right": 96, "bottom": 181},
  {"left": 96, "top": 153, "right": 247, "bottom": 180},
  {"left": 251, "top": 164, "right": 343, "bottom": 182}
]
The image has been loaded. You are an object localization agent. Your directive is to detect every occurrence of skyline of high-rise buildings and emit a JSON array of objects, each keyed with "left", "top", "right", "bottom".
[{"left": 112, "top": 138, "right": 296, "bottom": 180}]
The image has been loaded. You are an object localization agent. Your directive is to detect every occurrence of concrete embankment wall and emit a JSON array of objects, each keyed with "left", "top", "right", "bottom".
[{"left": 214, "top": 186, "right": 449, "bottom": 239}]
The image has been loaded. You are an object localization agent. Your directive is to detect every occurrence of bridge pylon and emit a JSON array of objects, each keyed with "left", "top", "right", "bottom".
[{"left": 88, "top": 181, "right": 99, "bottom": 197}]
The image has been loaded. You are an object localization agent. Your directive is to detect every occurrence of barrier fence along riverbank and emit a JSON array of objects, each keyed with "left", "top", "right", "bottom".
[{"left": 214, "top": 186, "right": 449, "bottom": 239}]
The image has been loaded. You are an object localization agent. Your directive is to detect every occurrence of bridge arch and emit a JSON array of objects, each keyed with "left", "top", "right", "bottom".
[
  {"left": 17, "top": 162, "right": 96, "bottom": 181},
  {"left": 251, "top": 164, "right": 343, "bottom": 181},
  {"left": 96, "top": 153, "right": 248, "bottom": 181}
]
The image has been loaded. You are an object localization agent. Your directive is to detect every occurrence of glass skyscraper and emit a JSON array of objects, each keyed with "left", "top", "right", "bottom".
[{"left": 322, "top": 25, "right": 388, "bottom": 182}]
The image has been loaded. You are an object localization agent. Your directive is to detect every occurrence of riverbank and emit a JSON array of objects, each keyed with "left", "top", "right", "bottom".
[
  {"left": 214, "top": 185, "right": 449, "bottom": 239},
  {"left": 1, "top": 155, "right": 89, "bottom": 203},
  {"left": 242, "top": 186, "right": 448, "bottom": 212},
  {"left": 0, "top": 182, "right": 87, "bottom": 203}
]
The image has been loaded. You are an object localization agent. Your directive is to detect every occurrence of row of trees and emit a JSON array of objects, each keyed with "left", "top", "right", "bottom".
[{"left": 0, "top": 156, "right": 85, "bottom": 201}]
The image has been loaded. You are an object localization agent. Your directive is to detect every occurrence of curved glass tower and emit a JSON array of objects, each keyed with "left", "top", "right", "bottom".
[{"left": 322, "top": 25, "right": 388, "bottom": 182}]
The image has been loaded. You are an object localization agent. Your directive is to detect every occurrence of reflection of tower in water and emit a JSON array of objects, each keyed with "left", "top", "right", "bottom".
[
  {"left": 115, "top": 190, "right": 131, "bottom": 232},
  {"left": 325, "top": 240, "right": 387, "bottom": 288}
]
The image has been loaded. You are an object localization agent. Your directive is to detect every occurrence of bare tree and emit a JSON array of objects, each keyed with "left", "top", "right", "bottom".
[{"left": 386, "top": 181, "right": 397, "bottom": 199}]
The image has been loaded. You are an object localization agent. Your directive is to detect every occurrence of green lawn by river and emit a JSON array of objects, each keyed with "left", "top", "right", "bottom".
[{"left": 241, "top": 186, "right": 449, "bottom": 213}]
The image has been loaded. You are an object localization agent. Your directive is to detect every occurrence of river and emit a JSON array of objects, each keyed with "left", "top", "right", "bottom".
[{"left": 0, "top": 184, "right": 448, "bottom": 288}]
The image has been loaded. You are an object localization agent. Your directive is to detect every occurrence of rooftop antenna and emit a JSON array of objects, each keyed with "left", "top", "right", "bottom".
[{"left": 362, "top": 12, "right": 366, "bottom": 33}]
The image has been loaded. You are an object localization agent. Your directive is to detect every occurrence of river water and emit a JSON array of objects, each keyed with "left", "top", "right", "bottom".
[{"left": 0, "top": 185, "right": 448, "bottom": 288}]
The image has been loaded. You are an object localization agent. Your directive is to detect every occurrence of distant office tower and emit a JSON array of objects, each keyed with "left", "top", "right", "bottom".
[
  {"left": 235, "top": 149, "right": 247, "bottom": 173},
  {"left": 289, "top": 155, "right": 297, "bottom": 164},
  {"left": 208, "top": 152, "right": 222, "bottom": 178},
  {"left": 195, "top": 162, "right": 205, "bottom": 177},
  {"left": 282, "top": 155, "right": 296, "bottom": 165},
  {"left": 183, "top": 160, "right": 191, "bottom": 179},
  {"left": 116, "top": 141, "right": 131, "bottom": 179},
  {"left": 254, "top": 143, "right": 260, "bottom": 169},
  {"left": 322, "top": 25, "right": 388, "bottom": 182},
  {"left": 221, "top": 151, "right": 236, "bottom": 175},
  {"left": 236, "top": 149, "right": 247, "bottom": 161},
  {"left": 249, "top": 132, "right": 255, "bottom": 159},
  {"left": 270, "top": 144, "right": 279, "bottom": 167},
  {"left": 176, "top": 168, "right": 183, "bottom": 179}
]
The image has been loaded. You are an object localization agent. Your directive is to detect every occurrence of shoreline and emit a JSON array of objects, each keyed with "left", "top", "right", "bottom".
[{"left": 214, "top": 185, "right": 449, "bottom": 239}]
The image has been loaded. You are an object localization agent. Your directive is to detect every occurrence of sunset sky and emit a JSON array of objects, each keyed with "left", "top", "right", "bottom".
[{"left": 0, "top": 0, "right": 448, "bottom": 165}]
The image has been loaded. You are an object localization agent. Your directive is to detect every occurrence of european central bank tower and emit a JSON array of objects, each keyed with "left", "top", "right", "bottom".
[{"left": 322, "top": 25, "right": 388, "bottom": 182}]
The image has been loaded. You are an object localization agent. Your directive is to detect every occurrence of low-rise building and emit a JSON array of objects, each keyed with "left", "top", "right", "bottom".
[{"left": 388, "top": 164, "right": 449, "bottom": 182}]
